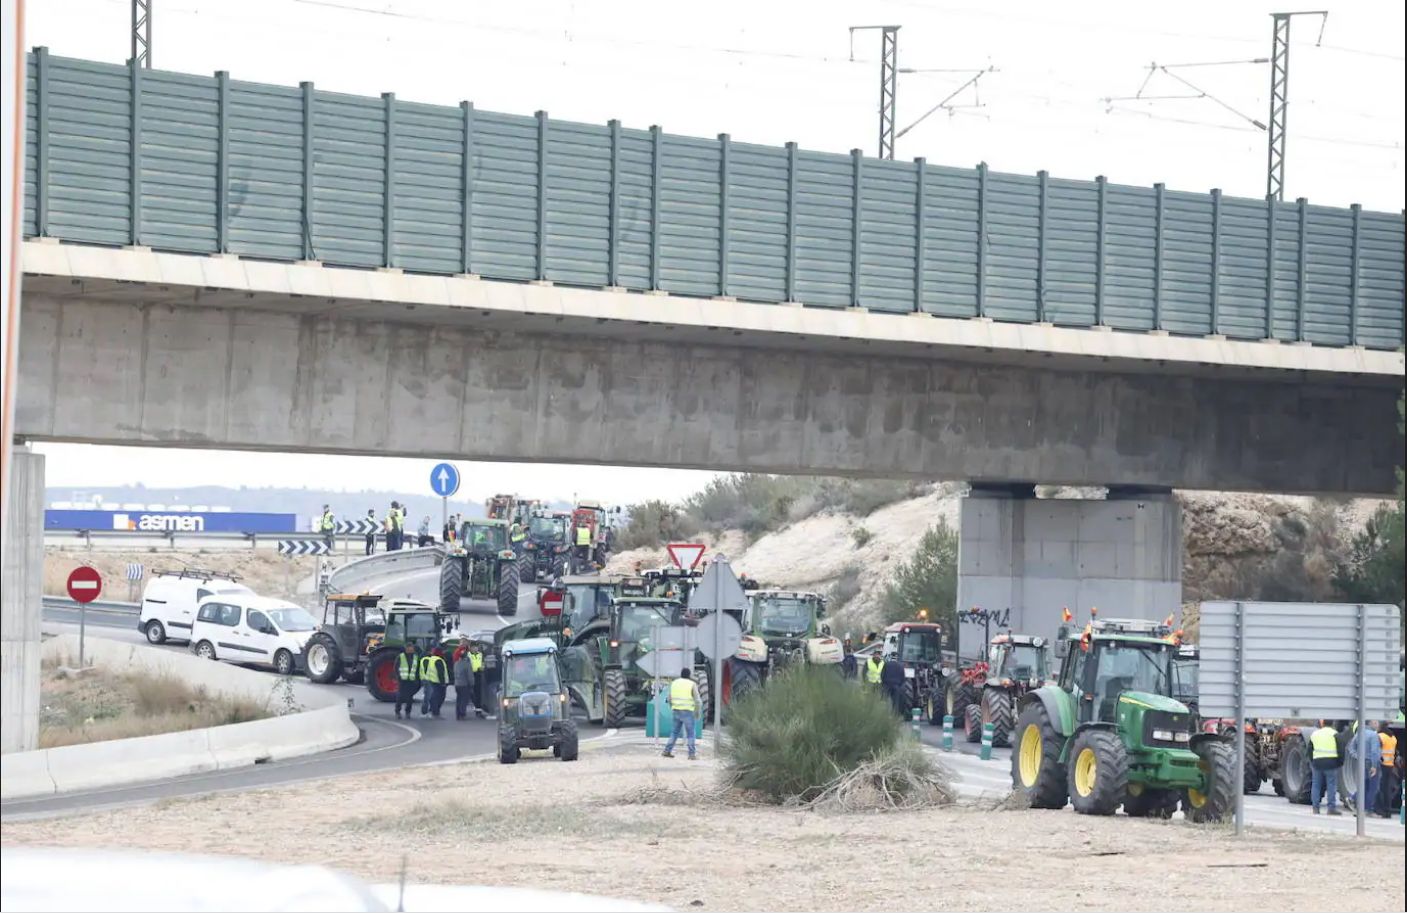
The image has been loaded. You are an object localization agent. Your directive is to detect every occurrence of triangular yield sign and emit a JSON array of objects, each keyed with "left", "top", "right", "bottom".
[{"left": 666, "top": 542, "right": 706, "bottom": 570}]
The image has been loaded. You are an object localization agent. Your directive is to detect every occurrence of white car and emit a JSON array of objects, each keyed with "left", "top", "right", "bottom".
[
  {"left": 189, "top": 594, "right": 318, "bottom": 676},
  {"left": 138, "top": 570, "right": 253, "bottom": 645}
]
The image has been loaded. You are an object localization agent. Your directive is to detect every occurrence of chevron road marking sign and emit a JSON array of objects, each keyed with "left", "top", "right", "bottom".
[
  {"left": 335, "top": 518, "right": 379, "bottom": 536},
  {"left": 277, "top": 539, "right": 333, "bottom": 557}
]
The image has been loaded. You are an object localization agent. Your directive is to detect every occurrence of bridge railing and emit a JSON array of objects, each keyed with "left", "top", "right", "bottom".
[{"left": 21, "top": 49, "right": 1405, "bottom": 350}]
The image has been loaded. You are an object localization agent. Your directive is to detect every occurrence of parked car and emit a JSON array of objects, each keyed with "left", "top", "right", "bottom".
[
  {"left": 189, "top": 594, "right": 318, "bottom": 675},
  {"left": 138, "top": 568, "right": 252, "bottom": 645}
]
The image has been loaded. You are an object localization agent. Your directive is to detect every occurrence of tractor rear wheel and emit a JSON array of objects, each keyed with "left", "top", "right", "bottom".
[
  {"left": 558, "top": 719, "right": 579, "bottom": 761},
  {"left": 1184, "top": 739, "right": 1237, "bottom": 822},
  {"left": 695, "top": 663, "right": 713, "bottom": 724},
  {"left": 946, "top": 680, "right": 976, "bottom": 722},
  {"left": 925, "top": 689, "right": 943, "bottom": 726},
  {"left": 1011, "top": 703, "right": 1068, "bottom": 809},
  {"left": 1122, "top": 783, "right": 1178, "bottom": 818},
  {"left": 729, "top": 660, "right": 763, "bottom": 704},
  {"left": 963, "top": 703, "right": 983, "bottom": 743},
  {"left": 439, "top": 556, "right": 464, "bottom": 612},
  {"left": 364, "top": 650, "right": 399, "bottom": 702},
  {"left": 520, "top": 553, "right": 536, "bottom": 584},
  {"left": 303, "top": 633, "right": 342, "bottom": 684},
  {"left": 602, "top": 668, "right": 627, "bottom": 728},
  {"left": 498, "top": 559, "right": 519, "bottom": 616},
  {"left": 1067, "top": 729, "right": 1129, "bottom": 816},
  {"left": 1280, "top": 734, "right": 1313, "bottom": 804},
  {"left": 982, "top": 688, "right": 1015, "bottom": 747},
  {"left": 551, "top": 554, "right": 566, "bottom": 579},
  {"left": 1243, "top": 743, "right": 1263, "bottom": 795}
]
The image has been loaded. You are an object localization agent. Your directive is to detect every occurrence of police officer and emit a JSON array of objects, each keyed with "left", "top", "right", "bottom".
[
  {"left": 393, "top": 643, "right": 420, "bottom": 720},
  {"left": 661, "top": 667, "right": 702, "bottom": 760},
  {"left": 318, "top": 505, "right": 336, "bottom": 550},
  {"left": 418, "top": 646, "right": 449, "bottom": 718}
]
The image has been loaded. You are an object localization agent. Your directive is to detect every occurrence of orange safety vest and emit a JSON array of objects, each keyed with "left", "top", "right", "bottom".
[{"left": 1379, "top": 732, "right": 1397, "bottom": 768}]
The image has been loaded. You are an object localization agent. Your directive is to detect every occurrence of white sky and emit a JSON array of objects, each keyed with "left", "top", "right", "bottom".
[{"left": 25, "top": 0, "right": 1406, "bottom": 503}]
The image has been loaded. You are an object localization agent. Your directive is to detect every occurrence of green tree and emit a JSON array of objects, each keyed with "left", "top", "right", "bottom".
[
  {"left": 880, "top": 520, "right": 959, "bottom": 628},
  {"left": 1334, "top": 393, "right": 1405, "bottom": 619}
]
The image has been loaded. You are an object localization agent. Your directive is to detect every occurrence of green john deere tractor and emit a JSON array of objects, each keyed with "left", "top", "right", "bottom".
[
  {"left": 559, "top": 596, "right": 711, "bottom": 728},
  {"left": 303, "top": 594, "right": 460, "bottom": 702},
  {"left": 1011, "top": 617, "right": 1236, "bottom": 821},
  {"left": 440, "top": 519, "right": 519, "bottom": 616},
  {"left": 729, "top": 590, "right": 842, "bottom": 701}
]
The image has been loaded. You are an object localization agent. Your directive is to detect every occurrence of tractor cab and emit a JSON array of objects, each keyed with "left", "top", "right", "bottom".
[
  {"left": 883, "top": 622, "right": 944, "bottom": 665},
  {"left": 641, "top": 566, "right": 704, "bottom": 602},
  {"left": 987, "top": 633, "right": 1052, "bottom": 688},
  {"left": 1057, "top": 620, "right": 1183, "bottom": 725},
  {"left": 315, "top": 593, "right": 386, "bottom": 665},
  {"left": 606, "top": 597, "right": 684, "bottom": 668},
  {"left": 458, "top": 519, "right": 510, "bottom": 555},
  {"left": 1171, "top": 643, "right": 1200, "bottom": 713},
  {"left": 497, "top": 638, "right": 579, "bottom": 764}
]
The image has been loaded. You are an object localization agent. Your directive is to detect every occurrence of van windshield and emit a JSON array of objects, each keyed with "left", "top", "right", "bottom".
[{"left": 266, "top": 607, "right": 317, "bottom": 632}]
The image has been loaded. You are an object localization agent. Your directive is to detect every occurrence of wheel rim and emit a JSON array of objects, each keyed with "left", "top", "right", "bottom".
[
  {"left": 277, "top": 652, "right": 290, "bottom": 674},
  {"left": 926, "top": 694, "right": 934, "bottom": 720},
  {"left": 1074, "top": 747, "right": 1098, "bottom": 797},
  {"left": 1187, "top": 786, "right": 1208, "bottom": 808},
  {"left": 307, "top": 644, "right": 328, "bottom": 676},
  {"left": 198, "top": 643, "right": 213, "bottom": 659},
  {"left": 1019, "top": 725, "right": 1042, "bottom": 786},
  {"left": 147, "top": 624, "right": 161, "bottom": 642},
  {"left": 1127, "top": 781, "right": 1144, "bottom": 797},
  {"left": 375, "top": 658, "right": 398, "bottom": 695}
]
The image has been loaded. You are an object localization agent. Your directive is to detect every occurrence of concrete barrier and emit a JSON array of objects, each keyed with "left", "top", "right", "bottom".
[
  {"left": 328, "top": 546, "right": 442, "bottom": 594},
  {"left": 0, "top": 635, "right": 358, "bottom": 801}
]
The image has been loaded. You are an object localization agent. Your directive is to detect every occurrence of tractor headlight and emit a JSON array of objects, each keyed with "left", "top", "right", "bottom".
[
  {"left": 502, "top": 698, "right": 511, "bottom": 709},
  {"left": 1153, "top": 729, "right": 1174, "bottom": 741},
  {"left": 1175, "top": 731, "right": 1191, "bottom": 743}
]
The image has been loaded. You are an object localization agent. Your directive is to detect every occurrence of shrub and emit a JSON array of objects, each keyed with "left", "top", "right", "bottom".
[
  {"left": 684, "top": 474, "right": 809, "bottom": 538},
  {"left": 880, "top": 519, "right": 958, "bottom": 629},
  {"left": 617, "top": 499, "right": 698, "bottom": 550},
  {"left": 721, "top": 665, "right": 901, "bottom": 803},
  {"left": 829, "top": 563, "right": 863, "bottom": 614},
  {"left": 851, "top": 526, "right": 873, "bottom": 549}
]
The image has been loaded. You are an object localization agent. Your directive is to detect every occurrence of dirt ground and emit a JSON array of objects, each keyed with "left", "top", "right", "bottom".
[
  {"left": 2, "top": 742, "right": 1399, "bottom": 912},
  {"left": 44, "top": 548, "right": 320, "bottom": 604}
]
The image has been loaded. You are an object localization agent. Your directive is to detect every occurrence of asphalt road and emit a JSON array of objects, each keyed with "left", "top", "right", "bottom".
[{"left": 7, "top": 575, "right": 606, "bottom": 821}]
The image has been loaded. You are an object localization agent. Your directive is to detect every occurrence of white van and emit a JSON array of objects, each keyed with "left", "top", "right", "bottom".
[
  {"left": 189, "top": 595, "right": 318, "bottom": 676},
  {"left": 139, "top": 570, "right": 253, "bottom": 645}
]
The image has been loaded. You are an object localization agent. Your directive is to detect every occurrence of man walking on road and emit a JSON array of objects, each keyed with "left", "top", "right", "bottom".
[
  {"left": 419, "top": 647, "right": 449, "bottom": 718},
  {"left": 418, "top": 516, "right": 433, "bottom": 547},
  {"left": 452, "top": 643, "right": 476, "bottom": 720},
  {"left": 394, "top": 643, "right": 420, "bottom": 720},
  {"left": 364, "top": 508, "right": 377, "bottom": 555},
  {"left": 468, "top": 641, "right": 488, "bottom": 719},
  {"left": 318, "top": 505, "right": 336, "bottom": 551},
  {"left": 662, "top": 667, "right": 702, "bottom": 760},
  {"left": 1346, "top": 720, "right": 1382, "bottom": 814},
  {"left": 1310, "top": 720, "right": 1344, "bottom": 816}
]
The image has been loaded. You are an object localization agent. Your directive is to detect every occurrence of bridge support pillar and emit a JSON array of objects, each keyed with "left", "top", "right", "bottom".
[
  {"left": 955, "top": 485, "right": 1181, "bottom": 662},
  {"left": 2, "top": 446, "right": 44, "bottom": 753}
]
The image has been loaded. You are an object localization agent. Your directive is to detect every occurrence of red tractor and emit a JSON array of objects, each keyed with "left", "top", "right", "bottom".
[
  {"left": 569, "top": 500, "right": 617, "bottom": 573},
  {"left": 955, "top": 633, "right": 1053, "bottom": 747}
]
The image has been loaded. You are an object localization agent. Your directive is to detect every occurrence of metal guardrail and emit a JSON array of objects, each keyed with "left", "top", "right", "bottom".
[
  {"left": 326, "top": 545, "right": 443, "bottom": 594},
  {"left": 41, "top": 596, "right": 139, "bottom": 614}
]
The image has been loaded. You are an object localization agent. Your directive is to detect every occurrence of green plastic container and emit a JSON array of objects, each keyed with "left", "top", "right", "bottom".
[{"left": 645, "top": 691, "right": 703, "bottom": 738}]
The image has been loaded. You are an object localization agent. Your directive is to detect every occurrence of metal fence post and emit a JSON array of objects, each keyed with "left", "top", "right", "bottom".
[
  {"left": 1209, "top": 187, "right": 1222, "bottom": 335},
  {"left": 1348, "top": 203, "right": 1361, "bottom": 346},
  {"left": 1095, "top": 175, "right": 1107, "bottom": 327},
  {"left": 460, "top": 101, "right": 474, "bottom": 275},
  {"left": 607, "top": 119, "right": 621, "bottom": 287},
  {"left": 913, "top": 157, "right": 926, "bottom": 314},
  {"left": 649, "top": 125, "right": 662, "bottom": 291},
  {"left": 35, "top": 47, "right": 50, "bottom": 237},
  {"left": 215, "top": 70, "right": 229, "bottom": 253},
  {"left": 1234, "top": 600, "right": 1246, "bottom": 836},
  {"left": 1153, "top": 182, "right": 1165, "bottom": 331},
  {"left": 383, "top": 92, "right": 396, "bottom": 268},
  {"left": 851, "top": 148, "right": 863, "bottom": 308},
  {"left": 975, "top": 161, "right": 988, "bottom": 318},
  {"left": 1354, "top": 602, "right": 1366, "bottom": 837},
  {"left": 129, "top": 56, "right": 143, "bottom": 246},
  {"left": 536, "top": 110, "right": 549, "bottom": 281},
  {"left": 718, "top": 133, "right": 730, "bottom": 297},
  {"left": 1295, "top": 197, "right": 1308, "bottom": 342},
  {"left": 1037, "top": 170, "right": 1048, "bottom": 323},
  {"left": 301, "top": 81, "right": 315, "bottom": 261},
  {"left": 1264, "top": 196, "right": 1277, "bottom": 339},
  {"left": 785, "top": 141, "right": 798, "bottom": 302}
]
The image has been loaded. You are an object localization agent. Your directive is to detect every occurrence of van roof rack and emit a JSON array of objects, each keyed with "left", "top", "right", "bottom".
[
  {"left": 1091, "top": 617, "right": 1172, "bottom": 637},
  {"left": 150, "top": 566, "right": 241, "bottom": 582}
]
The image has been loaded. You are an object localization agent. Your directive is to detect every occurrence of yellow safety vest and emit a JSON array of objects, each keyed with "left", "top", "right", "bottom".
[
  {"left": 419, "top": 654, "right": 447, "bottom": 684},
  {"left": 576, "top": 526, "right": 592, "bottom": 546},
  {"left": 319, "top": 511, "right": 335, "bottom": 532},
  {"left": 669, "top": 677, "right": 696, "bottom": 711},
  {"left": 866, "top": 657, "right": 885, "bottom": 684},
  {"left": 469, "top": 651, "right": 484, "bottom": 673},
  {"left": 510, "top": 525, "right": 526, "bottom": 543},
  {"left": 1380, "top": 732, "right": 1397, "bottom": 767},
  {"left": 397, "top": 653, "right": 419, "bottom": 681},
  {"left": 1310, "top": 726, "right": 1339, "bottom": 760}
]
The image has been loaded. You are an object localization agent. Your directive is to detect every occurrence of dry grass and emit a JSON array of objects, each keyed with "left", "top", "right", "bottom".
[
  {"left": 364, "top": 798, "right": 663, "bottom": 841},
  {"left": 798, "top": 743, "right": 956, "bottom": 812},
  {"left": 39, "top": 663, "right": 268, "bottom": 749}
]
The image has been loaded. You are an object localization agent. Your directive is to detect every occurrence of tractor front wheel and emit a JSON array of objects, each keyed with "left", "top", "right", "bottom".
[
  {"left": 728, "top": 660, "right": 763, "bottom": 705},
  {"left": 946, "top": 680, "right": 975, "bottom": 722},
  {"left": 303, "top": 634, "right": 342, "bottom": 684},
  {"left": 498, "top": 729, "right": 520, "bottom": 764},
  {"left": 1243, "top": 743, "right": 1263, "bottom": 795},
  {"left": 602, "top": 668, "right": 627, "bottom": 728},
  {"left": 439, "top": 556, "right": 464, "bottom": 612},
  {"left": 695, "top": 663, "right": 713, "bottom": 724},
  {"left": 520, "top": 553, "right": 536, "bottom": 584},
  {"left": 1184, "top": 739, "right": 1237, "bottom": 822},
  {"left": 1122, "top": 783, "right": 1178, "bottom": 818},
  {"left": 982, "top": 688, "right": 1015, "bottom": 747},
  {"left": 365, "top": 650, "right": 399, "bottom": 702},
  {"left": 558, "top": 719, "right": 579, "bottom": 762},
  {"left": 1067, "top": 729, "right": 1129, "bottom": 816},
  {"left": 963, "top": 703, "right": 983, "bottom": 743},
  {"left": 1011, "top": 703, "right": 1068, "bottom": 809},
  {"left": 498, "top": 559, "right": 520, "bottom": 616},
  {"left": 1280, "top": 734, "right": 1312, "bottom": 804}
]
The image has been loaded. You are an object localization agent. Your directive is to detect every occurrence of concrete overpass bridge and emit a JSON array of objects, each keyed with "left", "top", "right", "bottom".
[{"left": 4, "top": 49, "right": 1404, "bottom": 751}]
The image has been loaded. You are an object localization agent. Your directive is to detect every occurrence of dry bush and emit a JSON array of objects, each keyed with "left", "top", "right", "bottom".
[{"left": 799, "top": 742, "right": 956, "bottom": 813}]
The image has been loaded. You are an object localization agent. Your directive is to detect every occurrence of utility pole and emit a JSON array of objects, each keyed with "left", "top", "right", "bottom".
[
  {"left": 850, "top": 25, "right": 900, "bottom": 159},
  {"left": 1266, "top": 10, "right": 1327, "bottom": 201},
  {"left": 132, "top": 0, "right": 152, "bottom": 68}
]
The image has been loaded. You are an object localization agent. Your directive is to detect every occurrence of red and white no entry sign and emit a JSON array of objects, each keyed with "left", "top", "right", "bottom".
[
  {"left": 66, "top": 566, "right": 103, "bottom": 603},
  {"left": 666, "top": 542, "right": 706, "bottom": 570}
]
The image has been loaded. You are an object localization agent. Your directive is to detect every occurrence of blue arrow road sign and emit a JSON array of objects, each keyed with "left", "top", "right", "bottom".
[{"left": 430, "top": 462, "right": 460, "bottom": 497}]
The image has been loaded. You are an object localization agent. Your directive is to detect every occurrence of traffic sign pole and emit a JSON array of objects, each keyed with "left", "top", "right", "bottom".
[{"left": 66, "top": 566, "right": 103, "bottom": 667}]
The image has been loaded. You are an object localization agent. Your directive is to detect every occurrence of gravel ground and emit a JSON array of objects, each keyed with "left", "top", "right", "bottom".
[{"left": 2, "top": 740, "right": 1401, "bottom": 912}]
